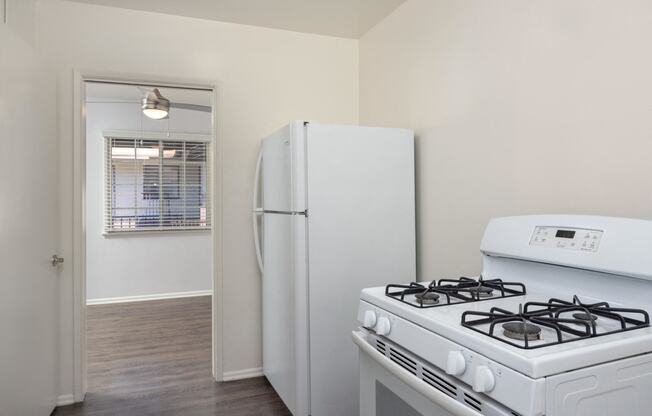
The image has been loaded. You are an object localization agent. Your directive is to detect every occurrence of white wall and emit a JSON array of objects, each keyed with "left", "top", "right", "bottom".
[
  {"left": 360, "top": 0, "right": 652, "bottom": 279},
  {"left": 37, "top": 0, "right": 359, "bottom": 398},
  {"left": 85, "top": 101, "right": 212, "bottom": 301}
]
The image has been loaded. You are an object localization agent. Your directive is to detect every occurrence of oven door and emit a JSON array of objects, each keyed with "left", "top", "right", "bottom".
[{"left": 353, "top": 331, "right": 482, "bottom": 416}]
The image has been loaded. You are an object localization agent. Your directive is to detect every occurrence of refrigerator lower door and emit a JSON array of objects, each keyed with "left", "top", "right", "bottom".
[{"left": 262, "top": 212, "right": 309, "bottom": 416}]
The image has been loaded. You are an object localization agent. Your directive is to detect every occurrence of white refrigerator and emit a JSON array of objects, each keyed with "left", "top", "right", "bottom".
[{"left": 253, "top": 121, "right": 416, "bottom": 416}]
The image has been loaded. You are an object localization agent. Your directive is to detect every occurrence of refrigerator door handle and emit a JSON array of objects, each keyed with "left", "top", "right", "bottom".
[
  {"left": 253, "top": 148, "right": 264, "bottom": 274},
  {"left": 253, "top": 213, "right": 264, "bottom": 274}
]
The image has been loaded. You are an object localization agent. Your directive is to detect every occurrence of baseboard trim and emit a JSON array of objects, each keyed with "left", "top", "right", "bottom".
[
  {"left": 86, "top": 290, "right": 212, "bottom": 305},
  {"left": 57, "top": 394, "right": 75, "bottom": 407},
  {"left": 222, "top": 367, "right": 264, "bottom": 382}
]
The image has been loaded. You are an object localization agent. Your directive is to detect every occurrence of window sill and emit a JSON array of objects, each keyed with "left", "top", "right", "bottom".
[{"left": 102, "top": 228, "right": 212, "bottom": 238}]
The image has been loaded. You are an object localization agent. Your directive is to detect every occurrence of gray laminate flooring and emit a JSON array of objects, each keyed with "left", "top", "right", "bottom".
[{"left": 53, "top": 296, "right": 291, "bottom": 416}]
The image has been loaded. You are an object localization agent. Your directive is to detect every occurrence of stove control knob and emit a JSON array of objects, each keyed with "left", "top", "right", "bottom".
[
  {"left": 363, "top": 310, "right": 377, "bottom": 328},
  {"left": 446, "top": 351, "right": 466, "bottom": 376},
  {"left": 473, "top": 366, "right": 495, "bottom": 393},
  {"left": 375, "top": 317, "right": 391, "bottom": 336}
]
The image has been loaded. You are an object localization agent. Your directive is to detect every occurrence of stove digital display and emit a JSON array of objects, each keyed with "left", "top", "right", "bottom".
[{"left": 555, "top": 229, "right": 576, "bottom": 239}]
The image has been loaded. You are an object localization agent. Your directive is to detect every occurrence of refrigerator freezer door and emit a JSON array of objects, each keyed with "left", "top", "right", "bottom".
[
  {"left": 306, "top": 123, "right": 416, "bottom": 416},
  {"left": 262, "top": 121, "right": 307, "bottom": 213},
  {"left": 262, "top": 212, "right": 309, "bottom": 416}
]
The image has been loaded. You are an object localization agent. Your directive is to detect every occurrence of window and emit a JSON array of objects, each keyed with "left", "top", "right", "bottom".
[{"left": 105, "top": 136, "right": 210, "bottom": 233}]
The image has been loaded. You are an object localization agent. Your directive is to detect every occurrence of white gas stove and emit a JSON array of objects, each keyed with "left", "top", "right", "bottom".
[{"left": 353, "top": 215, "right": 652, "bottom": 416}]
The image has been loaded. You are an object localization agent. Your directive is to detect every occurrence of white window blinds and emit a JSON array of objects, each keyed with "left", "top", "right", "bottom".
[{"left": 105, "top": 136, "right": 211, "bottom": 233}]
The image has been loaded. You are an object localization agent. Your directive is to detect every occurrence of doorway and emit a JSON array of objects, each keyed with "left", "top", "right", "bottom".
[
  {"left": 83, "top": 80, "right": 215, "bottom": 405},
  {"left": 69, "top": 74, "right": 224, "bottom": 405}
]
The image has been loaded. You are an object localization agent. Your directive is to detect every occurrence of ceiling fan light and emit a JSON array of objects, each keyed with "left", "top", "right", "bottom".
[
  {"left": 142, "top": 88, "right": 170, "bottom": 119},
  {"left": 142, "top": 108, "right": 169, "bottom": 120}
]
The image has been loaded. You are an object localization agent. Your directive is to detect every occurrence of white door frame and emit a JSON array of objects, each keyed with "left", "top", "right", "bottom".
[{"left": 71, "top": 69, "right": 224, "bottom": 401}]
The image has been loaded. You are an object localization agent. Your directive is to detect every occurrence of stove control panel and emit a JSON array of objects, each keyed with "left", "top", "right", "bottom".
[{"left": 530, "top": 226, "right": 603, "bottom": 252}]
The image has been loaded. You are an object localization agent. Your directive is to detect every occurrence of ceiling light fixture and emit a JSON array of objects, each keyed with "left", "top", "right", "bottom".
[{"left": 142, "top": 88, "right": 170, "bottom": 120}]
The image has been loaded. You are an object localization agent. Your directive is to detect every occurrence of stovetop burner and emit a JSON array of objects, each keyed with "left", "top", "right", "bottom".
[
  {"left": 385, "top": 276, "right": 526, "bottom": 308},
  {"left": 414, "top": 291, "right": 440, "bottom": 305},
  {"left": 572, "top": 312, "right": 598, "bottom": 322},
  {"left": 502, "top": 322, "right": 542, "bottom": 341},
  {"left": 462, "top": 296, "right": 650, "bottom": 349},
  {"left": 468, "top": 285, "right": 494, "bottom": 298}
]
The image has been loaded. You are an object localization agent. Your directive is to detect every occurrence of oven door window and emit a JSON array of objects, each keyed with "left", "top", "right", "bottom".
[{"left": 377, "top": 381, "right": 424, "bottom": 416}]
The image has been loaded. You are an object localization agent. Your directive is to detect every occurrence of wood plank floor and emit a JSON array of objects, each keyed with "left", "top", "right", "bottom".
[{"left": 53, "top": 296, "right": 291, "bottom": 416}]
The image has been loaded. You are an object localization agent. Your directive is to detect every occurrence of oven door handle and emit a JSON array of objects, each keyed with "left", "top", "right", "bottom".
[{"left": 352, "top": 331, "right": 482, "bottom": 416}]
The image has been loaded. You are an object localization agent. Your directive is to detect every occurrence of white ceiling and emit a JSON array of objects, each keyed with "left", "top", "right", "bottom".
[{"left": 62, "top": 0, "right": 406, "bottom": 38}]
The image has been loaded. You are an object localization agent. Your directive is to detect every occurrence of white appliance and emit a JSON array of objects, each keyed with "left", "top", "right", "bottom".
[
  {"left": 354, "top": 215, "right": 652, "bottom": 416},
  {"left": 253, "top": 121, "right": 416, "bottom": 415}
]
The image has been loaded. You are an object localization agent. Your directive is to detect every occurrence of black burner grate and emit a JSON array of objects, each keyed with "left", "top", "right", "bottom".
[
  {"left": 385, "top": 277, "right": 527, "bottom": 308},
  {"left": 461, "top": 295, "right": 650, "bottom": 349}
]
